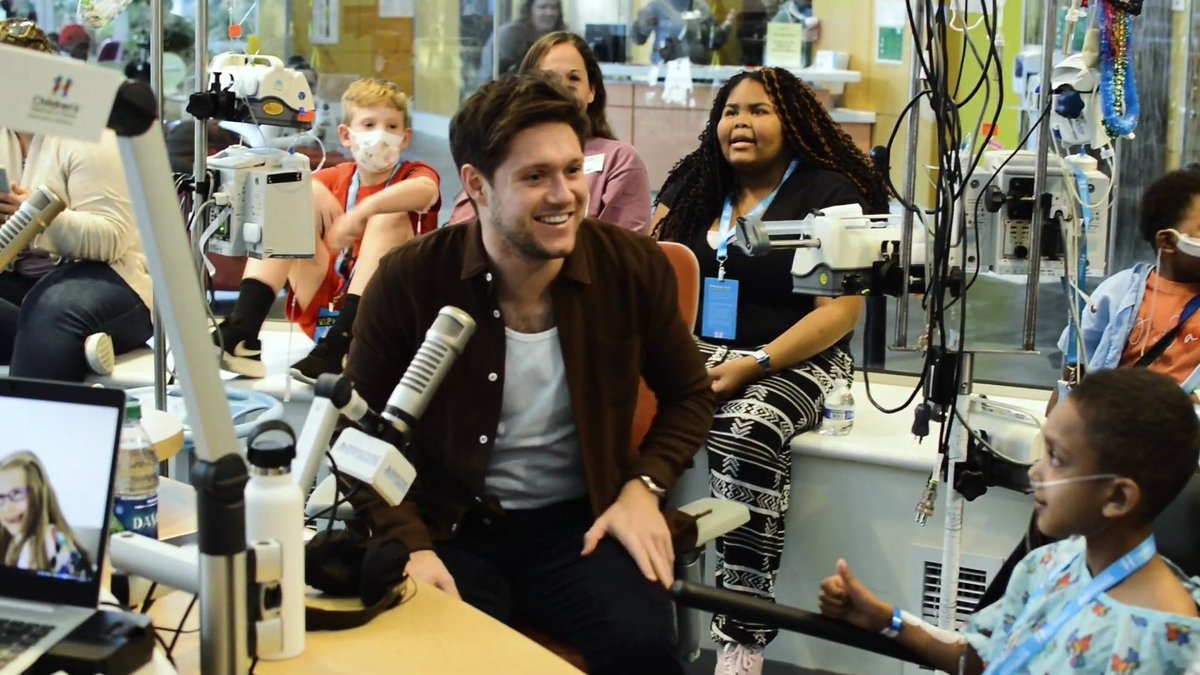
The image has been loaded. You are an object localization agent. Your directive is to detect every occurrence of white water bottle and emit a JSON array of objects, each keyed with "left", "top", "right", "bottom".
[
  {"left": 112, "top": 398, "right": 159, "bottom": 538},
  {"left": 819, "top": 378, "right": 855, "bottom": 436},
  {"left": 245, "top": 422, "right": 305, "bottom": 659}
]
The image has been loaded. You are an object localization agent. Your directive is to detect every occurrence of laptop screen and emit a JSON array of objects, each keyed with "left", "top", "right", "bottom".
[{"left": 0, "top": 378, "right": 124, "bottom": 607}]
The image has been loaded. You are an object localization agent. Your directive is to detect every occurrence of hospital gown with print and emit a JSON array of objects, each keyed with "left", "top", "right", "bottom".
[{"left": 963, "top": 536, "right": 1200, "bottom": 674}]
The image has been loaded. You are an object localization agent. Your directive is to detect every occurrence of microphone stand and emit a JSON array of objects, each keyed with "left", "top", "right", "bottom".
[{"left": 108, "top": 79, "right": 250, "bottom": 675}]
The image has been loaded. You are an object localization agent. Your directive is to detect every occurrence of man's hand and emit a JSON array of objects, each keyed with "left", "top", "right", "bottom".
[
  {"left": 582, "top": 479, "right": 675, "bottom": 589},
  {"left": 0, "top": 184, "right": 30, "bottom": 221},
  {"left": 818, "top": 559, "right": 892, "bottom": 632},
  {"left": 313, "top": 182, "right": 343, "bottom": 248},
  {"left": 708, "top": 357, "right": 761, "bottom": 401},
  {"left": 405, "top": 549, "right": 460, "bottom": 599}
]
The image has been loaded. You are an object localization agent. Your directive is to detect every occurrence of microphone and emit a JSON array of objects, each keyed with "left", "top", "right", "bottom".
[
  {"left": 0, "top": 186, "right": 66, "bottom": 271},
  {"left": 314, "top": 373, "right": 390, "bottom": 438},
  {"left": 324, "top": 306, "right": 476, "bottom": 506},
  {"left": 382, "top": 306, "right": 477, "bottom": 443}
]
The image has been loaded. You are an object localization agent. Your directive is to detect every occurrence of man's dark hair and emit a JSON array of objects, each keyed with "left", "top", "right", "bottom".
[
  {"left": 449, "top": 71, "right": 587, "bottom": 184},
  {"left": 1138, "top": 170, "right": 1200, "bottom": 248},
  {"left": 1070, "top": 368, "right": 1200, "bottom": 520}
]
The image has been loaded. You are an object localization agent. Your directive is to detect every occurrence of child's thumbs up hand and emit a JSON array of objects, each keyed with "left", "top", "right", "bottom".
[{"left": 819, "top": 559, "right": 893, "bottom": 632}]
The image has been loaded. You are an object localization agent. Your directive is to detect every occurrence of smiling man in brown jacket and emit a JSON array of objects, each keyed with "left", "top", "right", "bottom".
[{"left": 343, "top": 72, "right": 714, "bottom": 675}]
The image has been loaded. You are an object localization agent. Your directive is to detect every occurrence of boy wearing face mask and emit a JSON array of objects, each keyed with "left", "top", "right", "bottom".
[
  {"left": 1050, "top": 169, "right": 1200, "bottom": 412},
  {"left": 212, "top": 78, "right": 441, "bottom": 382}
]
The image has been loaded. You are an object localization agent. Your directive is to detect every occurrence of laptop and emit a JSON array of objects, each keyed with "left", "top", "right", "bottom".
[{"left": 0, "top": 377, "right": 125, "bottom": 674}]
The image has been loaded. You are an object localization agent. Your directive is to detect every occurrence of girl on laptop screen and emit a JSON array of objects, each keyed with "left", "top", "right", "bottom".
[{"left": 0, "top": 452, "right": 90, "bottom": 580}]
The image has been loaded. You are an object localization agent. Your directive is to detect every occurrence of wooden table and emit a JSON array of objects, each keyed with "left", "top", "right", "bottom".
[{"left": 147, "top": 479, "right": 580, "bottom": 674}]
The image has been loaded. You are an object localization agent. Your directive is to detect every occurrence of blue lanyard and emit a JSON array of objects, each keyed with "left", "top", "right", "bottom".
[
  {"left": 333, "top": 162, "right": 404, "bottom": 303},
  {"left": 716, "top": 160, "right": 798, "bottom": 279},
  {"left": 346, "top": 162, "right": 404, "bottom": 213},
  {"left": 985, "top": 536, "right": 1157, "bottom": 675}
]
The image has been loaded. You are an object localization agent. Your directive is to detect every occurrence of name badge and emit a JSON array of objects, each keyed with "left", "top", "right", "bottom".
[
  {"left": 314, "top": 306, "right": 339, "bottom": 342},
  {"left": 701, "top": 277, "right": 739, "bottom": 340},
  {"left": 584, "top": 153, "right": 605, "bottom": 175}
]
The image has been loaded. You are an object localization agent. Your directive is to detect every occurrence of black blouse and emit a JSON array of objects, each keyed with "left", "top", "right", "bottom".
[{"left": 660, "top": 163, "right": 869, "bottom": 350}]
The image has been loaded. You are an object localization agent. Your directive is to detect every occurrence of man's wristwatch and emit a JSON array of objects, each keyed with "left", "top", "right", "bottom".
[
  {"left": 751, "top": 349, "right": 771, "bottom": 373},
  {"left": 636, "top": 474, "right": 667, "bottom": 499}
]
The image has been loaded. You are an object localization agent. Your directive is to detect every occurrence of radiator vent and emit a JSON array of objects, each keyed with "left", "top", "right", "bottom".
[{"left": 905, "top": 545, "right": 1003, "bottom": 675}]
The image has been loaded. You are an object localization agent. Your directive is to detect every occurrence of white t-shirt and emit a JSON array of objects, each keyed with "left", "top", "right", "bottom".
[{"left": 484, "top": 327, "right": 587, "bottom": 509}]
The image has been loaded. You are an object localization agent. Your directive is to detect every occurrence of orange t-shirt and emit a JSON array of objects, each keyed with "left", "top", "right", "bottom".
[{"left": 1118, "top": 271, "right": 1200, "bottom": 383}]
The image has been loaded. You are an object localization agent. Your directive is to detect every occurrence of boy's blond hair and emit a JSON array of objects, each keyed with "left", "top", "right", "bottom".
[{"left": 341, "top": 78, "right": 410, "bottom": 128}]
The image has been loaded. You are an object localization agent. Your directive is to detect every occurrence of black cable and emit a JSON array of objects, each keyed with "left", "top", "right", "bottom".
[
  {"left": 323, "top": 450, "right": 350, "bottom": 531},
  {"left": 167, "top": 594, "right": 198, "bottom": 656},
  {"left": 250, "top": 656, "right": 259, "bottom": 675},
  {"left": 139, "top": 581, "right": 159, "bottom": 614},
  {"left": 862, "top": 358, "right": 929, "bottom": 414}
]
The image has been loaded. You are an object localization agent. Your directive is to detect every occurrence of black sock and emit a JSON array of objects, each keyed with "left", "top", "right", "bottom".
[
  {"left": 228, "top": 278, "right": 277, "bottom": 337},
  {"left": 323, "top": 294, "right": 360, "bottom": 344}
]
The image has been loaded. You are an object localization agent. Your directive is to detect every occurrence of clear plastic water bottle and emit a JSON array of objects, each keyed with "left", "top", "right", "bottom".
[
  {"left": 819, "top": 378, "right": 855, "bottom": 436},
  {"left": 112, "top": 398, "right": 159, "bottom": 538}
]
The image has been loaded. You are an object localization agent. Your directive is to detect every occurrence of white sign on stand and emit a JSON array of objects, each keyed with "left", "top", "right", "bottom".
[
  {"left": 764, "top": 22, "right": 804, "bottom": 69},
  {"left": 0, "top": 45, "right": 122, "bottom": 142}
]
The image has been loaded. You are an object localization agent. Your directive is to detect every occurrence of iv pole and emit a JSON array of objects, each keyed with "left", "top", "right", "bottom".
[{"left": 889, "top": 0, "right": 1060, "bottom": 630}]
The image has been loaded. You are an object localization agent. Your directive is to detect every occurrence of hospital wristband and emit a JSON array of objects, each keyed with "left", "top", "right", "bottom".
[{"left": 880, "top": 606, "right": 904, "bottom": 639}]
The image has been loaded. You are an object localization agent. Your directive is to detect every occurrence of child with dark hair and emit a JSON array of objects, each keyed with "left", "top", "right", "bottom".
[
  {"left": 820, "top": 368, "right": 1200, "bottom": 674},
  {"left": 1055, "top": 169, "right": 1200, "bottom": 407}
]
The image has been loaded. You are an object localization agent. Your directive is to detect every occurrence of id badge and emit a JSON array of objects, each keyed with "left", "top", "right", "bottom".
[
  {"left": 314, "top": 306, "right": 339, "bottom": 342},
  {"left": 701, "top": 277, "right": 739, "bottom": 340}
]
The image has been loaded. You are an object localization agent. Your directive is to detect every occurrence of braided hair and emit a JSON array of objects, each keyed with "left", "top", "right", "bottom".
[{"left": 653, "top": 67, "right": 888, "bottom": 242}]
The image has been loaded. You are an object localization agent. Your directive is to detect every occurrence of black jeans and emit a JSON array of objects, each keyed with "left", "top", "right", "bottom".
[
  {"left": 0, "top": 263, "right": 152, "bottom": 382},
  {"left": 435, "top": 498, "right": 683, "bottom": 675}
]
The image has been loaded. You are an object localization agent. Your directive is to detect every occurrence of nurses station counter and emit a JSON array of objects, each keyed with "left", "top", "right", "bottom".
[
  {"left": 599, "top": 63, "right": 876, "bottom": 189},
  {"left": 669, "top": 377, "right": 1040, "bottom": 675}
]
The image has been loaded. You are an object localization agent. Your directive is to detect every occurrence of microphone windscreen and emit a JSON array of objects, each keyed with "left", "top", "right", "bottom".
[{"left": 0, "top": 186, "right": 65, "bottom": 270}]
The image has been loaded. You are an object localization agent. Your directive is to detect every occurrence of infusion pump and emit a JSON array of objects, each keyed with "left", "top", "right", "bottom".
[
  {"left": 961, "top": 151, "right": 1110, "bottom": 279},
  {"left": 205, "top": 147, "right": 315, "bottom": 259}
]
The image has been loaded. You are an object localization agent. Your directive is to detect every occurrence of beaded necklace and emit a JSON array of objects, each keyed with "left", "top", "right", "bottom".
[{"left": 1098, "top": 0, "right": 1139, "bottom": 139}]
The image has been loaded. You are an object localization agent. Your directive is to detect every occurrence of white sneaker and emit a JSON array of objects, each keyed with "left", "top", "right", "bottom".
[
  {"left": 715, "top": 643, "right": 765, "bottom": 675},
  {"left": 84, "top": 332, "right": 115, "bottom": 375}
]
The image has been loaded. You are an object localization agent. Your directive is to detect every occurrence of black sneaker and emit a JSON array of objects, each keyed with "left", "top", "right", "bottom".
[
  {"left": 212, "top": 318, "right": 266, "bottom": 378},
  {"left": 289, "top": 337, "right": 349, "bottom": 385}
]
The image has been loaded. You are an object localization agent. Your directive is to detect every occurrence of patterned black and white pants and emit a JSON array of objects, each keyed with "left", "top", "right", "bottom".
[{"left": 696, "top": 338, "right": 854, "bottom": 647}]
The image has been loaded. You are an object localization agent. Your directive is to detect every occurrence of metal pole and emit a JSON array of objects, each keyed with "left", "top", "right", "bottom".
[
  {"left": 895, "top": 0, "right": 925, "bottom": 349},
  {"left": 1104, "top": 143, "right": 1121, "bottom": 276},
  {"left": 192, "top": 0, "right": 210, "bottom": 265},
  {"left": 938, "top": 351, "right": 974, "bottom": 630},
  {"left": 151, "top": 0, "right": 168, "bottom": 413},
  {"left": 1020, "top": 0, "right": 1059, "bottom": 351}
]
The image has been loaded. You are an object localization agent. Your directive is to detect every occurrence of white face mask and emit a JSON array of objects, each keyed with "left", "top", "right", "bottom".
[
  {"left": 1164, "top": 229, "right": 1200, "bottom": 258},
  {"left": 349, "top": 129, "right": 404, "bottom": 173},
  {"left": 1029, "top": 473, "right": 1119, "bottom": 489}
]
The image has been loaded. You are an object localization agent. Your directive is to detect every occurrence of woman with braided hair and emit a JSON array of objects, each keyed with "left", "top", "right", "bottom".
[{"left": 652, "top": 67, "right": 887, "bottom": 675}]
